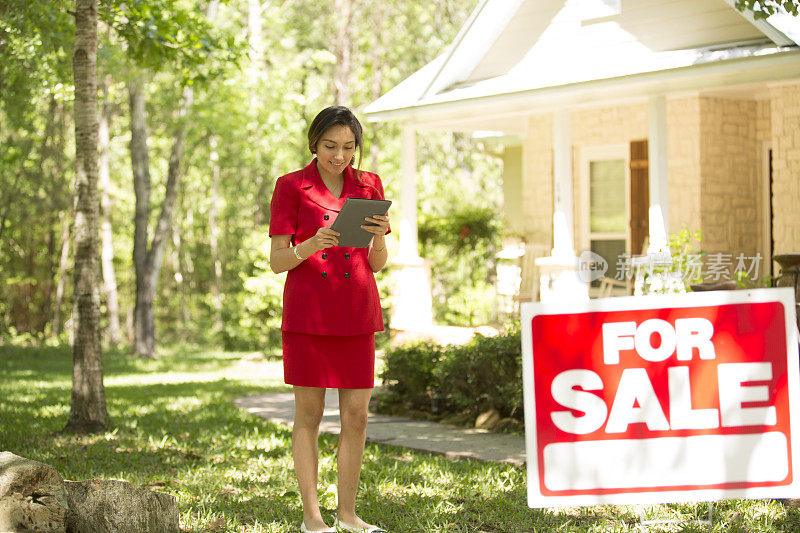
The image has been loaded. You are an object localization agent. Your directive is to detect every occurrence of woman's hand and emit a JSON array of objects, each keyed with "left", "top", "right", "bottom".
[
  {"left": 303, "top": 226, "right": 340, "bottom": 255},
  {"left": 361, "top": 214, "right": 390, "bottom": 237}
]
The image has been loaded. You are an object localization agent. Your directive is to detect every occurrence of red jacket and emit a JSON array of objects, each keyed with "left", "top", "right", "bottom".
[{"left": 269, "top": 159, "right": 389, "bottom": 335}]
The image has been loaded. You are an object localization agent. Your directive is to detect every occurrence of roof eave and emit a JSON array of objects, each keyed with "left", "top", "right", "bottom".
[{"left": 362, "top": 49, "right": 800, "bottom": 125}]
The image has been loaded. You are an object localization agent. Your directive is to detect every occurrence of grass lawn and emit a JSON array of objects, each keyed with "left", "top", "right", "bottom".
[{"left": 1, "top": 344, "right": 799, "bottom": 532}]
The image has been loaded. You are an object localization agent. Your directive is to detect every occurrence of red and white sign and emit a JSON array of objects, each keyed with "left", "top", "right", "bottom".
[{"left": 521, "top": 288, "right": 800, "bottom": 507}]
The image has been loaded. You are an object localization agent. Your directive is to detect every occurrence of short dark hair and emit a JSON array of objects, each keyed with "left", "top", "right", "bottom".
[{"left": 307, "top": 106, "right": 364, "bottom": 169}]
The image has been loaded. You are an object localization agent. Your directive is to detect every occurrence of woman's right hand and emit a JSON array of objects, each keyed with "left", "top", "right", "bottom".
[{"left": 304, "top": 226, "right": 340, "bottom": 254}]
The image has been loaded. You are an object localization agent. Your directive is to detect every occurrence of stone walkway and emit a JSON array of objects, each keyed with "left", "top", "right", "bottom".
[{"left": 235, "top": 388, "right": 526, "bottom": 466}]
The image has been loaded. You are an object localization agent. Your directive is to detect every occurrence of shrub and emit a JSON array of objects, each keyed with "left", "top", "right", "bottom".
[
  {"left": 377, "top": 327, "right": 523, "bottom": 423},
  {"left": 435, "top": 329, "right": 522, "bottom": 420},
  {"left": 378, "top": 340, "right": 444, "bottom": 412}
]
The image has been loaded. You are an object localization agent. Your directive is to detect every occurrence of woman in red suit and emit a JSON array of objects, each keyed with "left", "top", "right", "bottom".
[{"left": 269, "top": 106, "right": 389, "bottom": 533}]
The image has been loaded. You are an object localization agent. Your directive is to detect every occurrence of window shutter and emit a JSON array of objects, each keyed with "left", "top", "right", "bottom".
[{"left": 629, "top": 140, "right": 649, "bottom": 256}]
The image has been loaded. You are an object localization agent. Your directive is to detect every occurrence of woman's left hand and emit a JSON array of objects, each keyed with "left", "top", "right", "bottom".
[{"left": 361, "top": 214, "right": 390, "bottom": 237}]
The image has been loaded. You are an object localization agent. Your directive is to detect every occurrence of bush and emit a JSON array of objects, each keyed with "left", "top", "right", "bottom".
[
  {"left": 436, "top": 329, "right": 522, "bottom": 419},
  {"left": 377, "top": 327, "right": 523, "bottom": 424},
  {"left": 377, "top": 340, "right": 444, "bottom": 412}
]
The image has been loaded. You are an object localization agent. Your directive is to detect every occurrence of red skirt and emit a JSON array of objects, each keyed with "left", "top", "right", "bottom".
[{"left": 281, "top": 331, "right": 376, "bottom": 389}]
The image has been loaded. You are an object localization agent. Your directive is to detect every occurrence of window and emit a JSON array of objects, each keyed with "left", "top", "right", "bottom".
[{"left": 580, "top": 146, "right": 630, "bottom": 287}]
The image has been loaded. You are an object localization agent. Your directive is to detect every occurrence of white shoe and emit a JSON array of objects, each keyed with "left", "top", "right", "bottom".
[
  {"left": 301, "top": 522, "right": 336, "bottom": 533},
  {"left": 334, "top": 517, "right": 387, "bottom": 533}
]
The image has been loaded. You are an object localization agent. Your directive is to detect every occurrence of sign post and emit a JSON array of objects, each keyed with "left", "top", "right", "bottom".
[{"left": 521, "top": 288, "right": 800, "bottom": 508}]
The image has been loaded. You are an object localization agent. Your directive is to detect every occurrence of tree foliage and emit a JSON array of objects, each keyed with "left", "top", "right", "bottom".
[
  {"left": 1, "top": 0, "right": 489, "bottom": 348},
  {"left": 735, "top": 0, "right": 800, "bottom": 18}
]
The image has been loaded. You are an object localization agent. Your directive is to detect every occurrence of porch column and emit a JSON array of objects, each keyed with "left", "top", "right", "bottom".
[
  {"left": 535, "top": 109, "right": 589, "bottom": 303},
  {"left": 647, "top": 95, "right": 670, "bottom": 253},
  {"left": 390, "top": 123, "right": 434, "bottom": 331},
  {"left": 398, "top": 125, "right": 420, "bottom": 260},
  {"left": 552, "top": 108, "right": 576, "bottom": 258}
]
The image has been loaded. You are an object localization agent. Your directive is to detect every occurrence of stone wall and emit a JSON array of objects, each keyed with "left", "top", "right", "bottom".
[
  {"left": 698, "top": 97, "right": 761, "bottom": 259},
  {"left": 522, "top": 113, "right": 554, "bottom": 245},
  {"left": 518, "top": 113, "right": 554, "bottom": 298},
  {"left": 667, "top": 97, "right": 702, "bottom": 237},
  {"left": 770, "top": 83, "right": 800, "bottom": 256}
]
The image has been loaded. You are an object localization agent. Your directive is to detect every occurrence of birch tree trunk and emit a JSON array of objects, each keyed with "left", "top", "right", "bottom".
[
  {"left": 64, "top": 0, "right": 109, "bottom": 434},
  {"left": 99, "top": 74, "right": 121, "bottom": 345}
]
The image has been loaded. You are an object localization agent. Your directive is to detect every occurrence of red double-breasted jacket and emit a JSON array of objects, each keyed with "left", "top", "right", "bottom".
[{"left": 268, "top": 159, "right": 389, "bottom": 336}]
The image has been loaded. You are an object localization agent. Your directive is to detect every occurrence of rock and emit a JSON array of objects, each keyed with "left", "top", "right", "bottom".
[
  {"left": 0, "top": 452, "right": 179, "bottom": 533},
  {"left": 64, "top": 479, "right": 179, "bottom": 533},
  {"left": 494, "top": 417, "right": 524, "bottom": 433},
  {"left": 0, "top": 451, "right": 69, "bottom": 533},
  {"left": 475, "top": 408, "right": 501, "bottom": 430}
]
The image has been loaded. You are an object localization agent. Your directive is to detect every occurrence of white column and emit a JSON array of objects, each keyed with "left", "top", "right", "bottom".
[
  {"left": 535, "top": 109, "right": 588, "bottom": 303},
  {"left": 647, "top": 95, "right": 670, "bottom": 253},
  {"left": 552, "top": 108, "right": 576, "bottom": 258},
  {"left": 390, "top": 122, "right": 433, "bottom": 331},
  {"left": 398, "top": 124, "right": 421, "bottom": 262}
]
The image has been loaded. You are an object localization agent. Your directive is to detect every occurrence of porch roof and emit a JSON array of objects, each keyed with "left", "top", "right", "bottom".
[{"left": 363, "top": 0, "right": 800, "bottom": 128}]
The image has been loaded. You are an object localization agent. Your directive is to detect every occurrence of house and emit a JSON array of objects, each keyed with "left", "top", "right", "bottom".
[{"left": 364, "top": 0, "right": 800, "bottom": 326}]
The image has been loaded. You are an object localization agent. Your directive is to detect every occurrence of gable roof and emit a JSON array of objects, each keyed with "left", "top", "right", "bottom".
[{"left": 363, "top": 0, "right": 800, "bottom": 122}]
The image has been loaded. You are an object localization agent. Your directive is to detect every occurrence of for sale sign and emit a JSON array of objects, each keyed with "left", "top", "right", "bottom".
[{"left": 521, "top": 288, "right": 800, "bottom": 507}]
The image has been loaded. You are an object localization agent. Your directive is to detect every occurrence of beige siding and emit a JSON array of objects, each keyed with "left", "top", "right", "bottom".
[{"left": 770, "top": 83, "right": 800, "bottom": 256}]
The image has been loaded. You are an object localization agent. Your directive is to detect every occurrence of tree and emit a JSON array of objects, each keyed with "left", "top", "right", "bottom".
[
  {"left": 64, "top": 0, "right": 109, "bottom": 434},
  {"left": 114, "top": 0, "right": 231, "bottom": 358},
  {"left": 735, "top": 0, "right": 799, "bottom": 18}
]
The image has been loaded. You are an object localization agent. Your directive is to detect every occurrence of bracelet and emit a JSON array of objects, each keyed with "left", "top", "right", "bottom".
[
  {"left": 372, "top": 245, "right": 385, "bottom": 252},
  {"left": 292, "top": 245, "right": 304, "bottom": 260}
]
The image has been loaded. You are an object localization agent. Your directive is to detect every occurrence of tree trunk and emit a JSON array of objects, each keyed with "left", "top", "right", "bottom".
[
  {"left": 248, "top": 0, "right": 269, "bottom": 226},
  {"left": 64, "top": 0, "right": 109, "bottom": 434},
  {"left": 129, "top": 0, "right": 218, "bottom": 358},
  {"left": 53, "top": 211, "right": 72, "bottom": 338},
  {"left": 247, "top": 0, "right": 264, "bottom": 110},
  {"left": 209, "top": 136, "right": 223, "bottom": 335},
  {"left": 332, "top": 0, "right": 354, "bottom": 105},
  {"left": 99, "top": 75, "right": 121, "bottom": 345},
  {"left": 169, "top": 209, "right": 188, "bottom": 336},
  {"left": 369, "top": 0, "right": 384, "bottom": 173},
  {"left": 39, "top": 96, "right": 59, "bottom": 337},
  {"left": 128, "top": 72, "right": 153, "bottom": 358}
]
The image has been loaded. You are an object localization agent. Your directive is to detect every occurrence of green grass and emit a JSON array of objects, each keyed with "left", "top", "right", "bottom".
[{"left": 1, "top": 344, "right": 799, "bottom": 532}]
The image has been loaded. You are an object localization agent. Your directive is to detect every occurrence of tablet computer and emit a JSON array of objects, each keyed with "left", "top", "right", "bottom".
[{"left": 330, "top": 198, "right": 392, "bottom": 248}]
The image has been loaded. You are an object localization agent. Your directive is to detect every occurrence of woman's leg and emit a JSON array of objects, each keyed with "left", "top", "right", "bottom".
[
  {"left": 292, "top": 385, "right": 328, "bottom": 529},
  {"left": 336, "top": 387, "right": 374, "bottom": 528}
]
